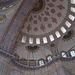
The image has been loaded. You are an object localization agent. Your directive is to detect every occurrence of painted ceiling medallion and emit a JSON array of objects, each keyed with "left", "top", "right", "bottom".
[
  {"left": 26, "top": 46, "right": 39, "bottom": 53},
  {"left": 32, "top": 0, "right": 44, "bottom": 12}
]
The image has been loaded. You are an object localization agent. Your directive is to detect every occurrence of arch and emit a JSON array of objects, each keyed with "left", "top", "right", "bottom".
[
  {"left": 55, "top": 31, "right": 61, "bottom": 38},
  {"left": 61, "top": 27, "right": 66, "bottom": 33},
  {"left": 49, "top": 35, "right": 54, "bottom": 41},
  {"left": 71, "top": 7, "right": 75, "bottom": 13},
  {"left": 46, "top": 55, "right": 52, "bottom": 62},
  {"left": 43, "top": 37, "right": 48, "bottom": 44},
  {"left": 29, "top": 38, "right": 33, "bottom": 44},
  {"left": 61, "top": 51, "right": 67, "bottom": 58},
  {"left": 69, "top": 14, "right": 75, "bottom": 21},
  {"left": 69, "top": 50, "right": 75, "bottom": 57},
  {"left": 71, "top": 0, "right": 75, "bottom": 4},
  {"left": 65, "top": 21, "right": 71, "bottom": 28},
  {"left": 38, "top": 59, "right": 45, "bottom": 66},
  {"left": 21, "top": 36, "right": 26, "bottom": 43},
  {"left": 36, "top": 38, "right": 40, "bottom": 44}
]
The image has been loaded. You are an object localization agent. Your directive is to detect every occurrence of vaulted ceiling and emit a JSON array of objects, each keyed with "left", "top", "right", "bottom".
[{"left": 0, "top": 0, "right": 75, "bottom": 73}]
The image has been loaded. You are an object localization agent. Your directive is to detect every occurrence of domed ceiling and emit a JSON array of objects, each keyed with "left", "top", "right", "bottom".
[
  {"left": 20, "top": 0, "right": 74, "bottom": 45},
  {"left": 0, "top": 0, "right": 75, "bottom": 70},
  {"left": 22, "top": 0, "right": 68, "bottom": 35}
]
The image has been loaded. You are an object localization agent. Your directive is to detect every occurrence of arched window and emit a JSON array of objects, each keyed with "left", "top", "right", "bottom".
[
  {"left": 61, "top": 27, "right": 66, "bottom": 33},
  {"left": 69, "top": 14, "right": 75, "bottom": 21},
  {"left": 71, "top": 7, "right": 75, "bottom": 13},
  {"left": 61, "top": 52, "right": 67, "bottom": 58},
  {"left": 47, "top": 56, "right": 52, "bottom": 62},
  {"left": 70, "top": 50, "right": 75, "bottom": 57},
  {"left": 49, "top": 35, "right": 54, "bottom": 41},
  {"left": 9, "top": 5, "right": 13, "bottom": 8},
  {"left": 36, "top": 38, "right": 40, "bottom": 44},
  {"left": 20, "top": 58, "right": 27, "bottom": 65},
  {"left": 43, "top": 37, "right": 48, "bottom": 44},
  {"left": 55, "top": 31, "right": 61, "bottom": 38},
  {"left": 29, "top": 38, "right": 33, "bottom": 44},
  {"left": 71, "top": 0, "right": 75, "bottom": 4},
  {"left": 65, "top": 21, "right": 71, "bottom": 28},
  {"left": 39, "top": 60, "right": 44, "bottom": 66},
  {"left": 2, "top": 7, "right": 6, "bottom": 10},
  {"left": 22, "top": 36, "right": 26, "bottom": 43}
]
